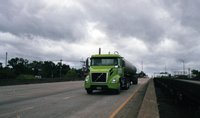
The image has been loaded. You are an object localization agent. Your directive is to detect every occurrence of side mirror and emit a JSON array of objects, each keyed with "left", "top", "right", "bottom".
[{"left": 86, "top": 57, "right": 90, "bottom": 69}]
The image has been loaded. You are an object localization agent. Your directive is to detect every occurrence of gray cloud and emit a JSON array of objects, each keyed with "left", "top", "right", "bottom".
[
  {"left": 0, "top": 0, "right": 87, "bottom": 41},
  {"left": 81, "top": 0, "right": 166, "bottom": 43},
  {"left": 0, "top": 0, "right": 200, "bottom": 75}
]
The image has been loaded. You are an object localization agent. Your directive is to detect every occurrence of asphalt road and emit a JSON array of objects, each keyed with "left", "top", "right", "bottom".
[{"left": 0, "top": 79, "right": 149, "bottom": 118}]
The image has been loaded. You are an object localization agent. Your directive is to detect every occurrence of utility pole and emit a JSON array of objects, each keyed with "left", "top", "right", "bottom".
[
  {"left": 5, "top": 52, "right": 8, "bottom": 67},
  {"left": 80, "top": 60, "right": 86, "bottom": 71},
  {"left": 183, "top": 60, "right": 185, "bottom": 75},
  {"left": 188, "top": 68, "right": 191, "bottom": 79},
  {"left": 80, "top": 58, "right": 86, "bottom": 77},
  {"left": 180, "top": 59, "right": 185, "bottom": 75},
  {"left": 141, "top": 61, "right": 143, "bottom": 72},
  {"left": 60, "top": 59, "right": 62, "bottom": 79}
]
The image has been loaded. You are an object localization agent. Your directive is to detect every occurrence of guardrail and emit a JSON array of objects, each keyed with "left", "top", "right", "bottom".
[{"left": 154, "top": 77, "right": 200, "bottom": 105}]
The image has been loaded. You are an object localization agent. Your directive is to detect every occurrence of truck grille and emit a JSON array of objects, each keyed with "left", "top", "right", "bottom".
[{"left": 91, "top": 73, "right": 107, "bottom": 82}]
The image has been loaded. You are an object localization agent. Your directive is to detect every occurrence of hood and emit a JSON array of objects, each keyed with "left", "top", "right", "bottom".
[{"left": 90, "top": 66, "right": 114, "bottom": 73}]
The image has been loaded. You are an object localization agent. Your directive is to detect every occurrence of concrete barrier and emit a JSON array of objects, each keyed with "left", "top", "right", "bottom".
[
  {"left": 137, "top": 79, "right": 159, "bottom": 118},
  {"left": 154, "top": 78, "right": 200, "bottom": 105}
]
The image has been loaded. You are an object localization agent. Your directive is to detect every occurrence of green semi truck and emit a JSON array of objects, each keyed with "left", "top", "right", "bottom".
[{"left": 84, "top": 53, "right": 138, "bottom": 94}]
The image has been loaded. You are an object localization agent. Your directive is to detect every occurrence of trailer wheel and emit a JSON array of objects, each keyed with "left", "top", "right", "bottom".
[
  {"left": 133, "top": 79, "right": 138, "bottom": 84},
  {"left": 124, "top": 82, "right": 130, "bottom": 90}
]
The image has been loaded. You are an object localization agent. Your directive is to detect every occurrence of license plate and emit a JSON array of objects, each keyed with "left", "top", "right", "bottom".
[{"left": 96, "top": 87, "right": 102, "bottom": 90}]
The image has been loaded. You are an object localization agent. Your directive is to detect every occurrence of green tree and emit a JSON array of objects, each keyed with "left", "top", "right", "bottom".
[
  {"left": 65, "top": 69, "right": 78, "bottom": 80},
  {"left": 28, "top": 61, "right": 42, "bottom": 75},
  {"left": 61, "top": 64, "right": 70, "bottom": 75},
  {"left": 191, "top": 69, "right": 200, "bottom": 78},
  {"left": 0, "top": 67, "right": 15, "bottom": 79},
  {"left": 41, "top": 61, "right": 55, "bottom": 78},
  {"left": 8, "top": 57, "right": 29, "bottom": 75},
  {"left": 0, "top": 62, "right": 2, "bottom": 69}
]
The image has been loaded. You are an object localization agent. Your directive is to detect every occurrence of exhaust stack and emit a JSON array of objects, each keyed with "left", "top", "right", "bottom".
[{"left": 99, "top": 48, "right": 101, "bottom": 55}]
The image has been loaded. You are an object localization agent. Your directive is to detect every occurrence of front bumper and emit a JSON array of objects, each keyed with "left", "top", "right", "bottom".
[{"left": 84, "top": 82, "right": 120, "bottom": 90}]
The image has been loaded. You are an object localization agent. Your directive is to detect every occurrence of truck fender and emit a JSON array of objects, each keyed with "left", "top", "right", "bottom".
[{"left": 110, "top": 75, "right": 121, "bottom": 83}]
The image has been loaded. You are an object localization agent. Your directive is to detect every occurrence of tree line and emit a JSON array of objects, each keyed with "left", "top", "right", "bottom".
[
  {"left": 0, "top": 57, "right": 84, "bottom": 80},
  {"left": 191, "top": 70, "right": 200, "bottom": 79}
]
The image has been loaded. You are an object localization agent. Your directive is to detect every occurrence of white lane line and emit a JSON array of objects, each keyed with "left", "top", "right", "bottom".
[
  {"left": 63, "top": 96, "right": 73, "bottom": 100},
  {"left": 0, "top": 106, "right": 34, "bottom": 117}
]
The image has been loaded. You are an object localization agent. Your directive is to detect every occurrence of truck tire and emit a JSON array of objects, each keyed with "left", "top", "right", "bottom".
[
  {"left": 125, "top": 82, "right": 130, "bottom": 90},
  {"left": 121, "top": 80, "right": 130, "bottom": 90},
  {"left": 114, "top": 89, "right": 120, "bottom": 94},
  {"left": 86, "top": 89, "right": 93, "bottom": 94},
  {"left": 133, "top": 79, "right": 138, "bottom": 84}
]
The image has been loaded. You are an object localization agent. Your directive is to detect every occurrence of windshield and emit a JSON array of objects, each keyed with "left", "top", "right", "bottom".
[{"left": 91, "top": 58, "right": 118, "bottom": 66}]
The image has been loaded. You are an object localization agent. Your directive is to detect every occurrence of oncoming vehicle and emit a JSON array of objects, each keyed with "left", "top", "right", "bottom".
[{"left": 84, "top": 52, "right": 138, "bottom": 94}]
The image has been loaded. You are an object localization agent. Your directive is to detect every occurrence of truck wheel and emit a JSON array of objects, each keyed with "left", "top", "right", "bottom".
[
  {"left": 123, "top": 82, "right": 130, "bottom": 90},
  {"left": 86, "top": 89, "right": 93, "bottom": 94},
  {"left": 126, "top": 82, "right": 130, "bottom": 89},
  {"left": 133, "top": 80, "right": 138, "bottom": 84},
  {"left": 114, "top": 88, "right": 120, "bottom": 94}
]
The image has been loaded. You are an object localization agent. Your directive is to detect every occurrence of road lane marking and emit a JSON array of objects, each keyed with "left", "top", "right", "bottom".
[
  {"left": 109, "top": 86, "right": 142, "bottom": 118},
  {"left": 0, "top": 106, "right": 34, "bottom": 117},
  {"left": 63, "top": 96, "right": 73, "bottom": 100}
]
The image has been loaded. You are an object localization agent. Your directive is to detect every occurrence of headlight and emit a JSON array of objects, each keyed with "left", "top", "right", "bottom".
[
  {"left": 111, "top": 79, "right": 117, "bottom": 83},
  {"left": 85, "top": 76, "right": 89, "bottom": 83}
]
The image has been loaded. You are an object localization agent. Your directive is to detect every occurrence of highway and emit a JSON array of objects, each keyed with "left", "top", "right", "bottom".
[{"left": 0, "top": 79, "right": 149, "bottom": 118}]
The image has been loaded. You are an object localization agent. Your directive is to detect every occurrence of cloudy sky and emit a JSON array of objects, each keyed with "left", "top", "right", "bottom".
[{"left": 0, "top": 0, "right": 200, "bottom": 75}]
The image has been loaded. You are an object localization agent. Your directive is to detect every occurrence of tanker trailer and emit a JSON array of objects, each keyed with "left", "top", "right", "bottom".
[
  {"left": 84, "top": 53, "right": 138, "bottom": 94},
  {"left": 123, "top": 59, "right": 138, "bottom": 84}
]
